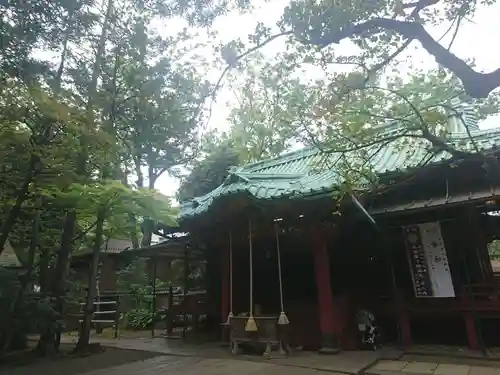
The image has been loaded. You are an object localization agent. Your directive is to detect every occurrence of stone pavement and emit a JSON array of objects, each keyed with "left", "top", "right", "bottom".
[
  {"left": 62, "top": 334, "right": 500, "bottom": 375},
  {"left": 63, "top": 335, "right": 402, "bottom": 374},
  {"left": 266, "top": 349, "right": 401, "bottom": 374},
  {"left": 78, "top": 355, "right": 349, "bottom": 375},
  {"left": 366, "top": 359, "right": 500, "bottom": 375}
]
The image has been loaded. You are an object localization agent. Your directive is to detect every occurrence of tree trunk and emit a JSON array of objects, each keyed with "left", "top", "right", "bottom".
[
  {"left": 37, "top": 227, "right": 62, "bottom": 355},
  {"left": 2, "top": 205, "right": 40, "bottom": 352},
  {"left": 140, "top": 166, "right": 158, "bottom": 247},
  {"left": 0, "top": 0, "right": 74, "bottom": 255},
  {"left": 50, "top": 0, "right": 113, "bottom": 351},
  {"left": 52, "top": 211, "right": 77, "bottom": 295},
  {"left": 0, "top": 155, "right": 37, "bottom": 254},
  {"left": 75, "top": 208, "right": 105, "bottom": 352},
  {"left": 130, "top": 213, "right": 140, "bottom": 249},
  {"left": 141, "top": 219, "right": 154, "bottom": 247},
  {"left": 48, "top": 211, "right": 77, "bottom": 351},
  {"left": 38, "top": 247, "right": 51, "bottom": 293}
]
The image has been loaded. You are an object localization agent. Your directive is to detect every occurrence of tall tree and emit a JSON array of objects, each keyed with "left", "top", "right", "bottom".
[
  {"left": 213, "top": 0, "right": 500, "bottom": 99},
  {"left": 227, "top": 59, "right": 301, "bottom": 162},
  {"left": 178, "top": 140, "right": 242, "bottom": 201},
  {"left": 104, "top": 12, "right": 209, "bottom": 245},
  {"left": 0, "top": 0, "right": 221, "bottom": 356},
  {"left": 0, "top": 0, "right": 97, "bottom": 254}
]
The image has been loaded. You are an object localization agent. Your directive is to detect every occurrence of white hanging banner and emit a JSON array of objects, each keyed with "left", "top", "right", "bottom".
[{"left": 404, "top": 221, "right": 455, "bottom": 298}]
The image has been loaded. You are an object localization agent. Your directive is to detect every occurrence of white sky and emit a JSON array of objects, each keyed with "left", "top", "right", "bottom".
[{"left": 154, "top": 1, "right": 500, "bottom": 199}]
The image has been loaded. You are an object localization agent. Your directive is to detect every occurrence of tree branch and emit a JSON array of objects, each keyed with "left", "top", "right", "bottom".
[
  {"left": 367, "top": 38, "right": 412, "bottom": 80},
  {"left": 301, "top": 118, "right": 424, "bottom": 154},
  {"left": 71, "top": 219, "right": 99, "bottom": 243},
  {"left": 363, "top": 85, "right": 473, "bottom": 159},
  {"left": 403, "top": 0, "right": 441, "bottom": 18},
  {"left": 206, "top": 31, "right": 292, "bottom": 126},
  {"left": 309, "top": 18, "right": 500, "bottom": 98}
]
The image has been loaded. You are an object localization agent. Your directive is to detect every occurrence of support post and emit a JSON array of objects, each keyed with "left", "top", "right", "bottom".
[
  {"left": 114, "top": 294, "right": 120, "bottom": 339},
  {"left": 465, "top": 211, "right": 486, "bottom": 354},
  {"left": 182, "top": 248, "right": 189, "bottom": 339},
  {"left": 221, "top": 244, "right": 230, "bottom": 324},
  {"left": 151, "top": 257, "right": 158, "bottom": 338},
  {"left": 311, "top": 227, "right": 340, "bottom": 354},
  {"left": 166, "top": 285, "right": 174, "bottom": 337},
  {"left": 386, "top": 246, "right": 404, "bottom": 347},
  {"left": 219, "top": 242, "right": 231, "bottom": 346},
  {"left": 471, "top": 213, "right": 493, "bottom": 283},
  {"left": 462, "top": 247, "right": 484, "bottom": 352},
  {"left": 396, "top": 291, "right": 412, "bottom": 346}
]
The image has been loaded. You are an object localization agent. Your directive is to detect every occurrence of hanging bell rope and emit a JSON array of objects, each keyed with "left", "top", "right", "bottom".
[
  {"left": 245, "top": 219, "right": 257, "bottom": 332},
  {"left": 275, "top": 223, "right": 289, "bottom": 325},
  {"left": 226, "top": 231, "right": 234, "bottom": 325}
]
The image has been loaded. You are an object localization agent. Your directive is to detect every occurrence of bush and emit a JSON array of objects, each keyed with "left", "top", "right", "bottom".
[
  {"left": 122, "top": 307, "right": 168, "bottom": 330},
  {"left": 0, "top": 268, "right": 60, "bottom": 352},
  {"left": 123, "top": 308, "right": 152, "bottom": 329}
]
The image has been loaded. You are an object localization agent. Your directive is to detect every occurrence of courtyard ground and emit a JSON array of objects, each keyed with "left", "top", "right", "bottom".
[
  {"left": 5, "top": 331, "right": 500, "bottom": 375},
  {"left": 0, "top": 346, "right": 161, "bottom": 375}
]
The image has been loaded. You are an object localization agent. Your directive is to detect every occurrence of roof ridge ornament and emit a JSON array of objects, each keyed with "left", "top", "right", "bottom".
[
  {"left": 446, "top": 87, "right": 479, "bottom": 134},
  {"left": 223, "top": 167, "right": 250, "bottom": 185}
]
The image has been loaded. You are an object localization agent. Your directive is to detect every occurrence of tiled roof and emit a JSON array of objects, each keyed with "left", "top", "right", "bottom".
[
  {"left": 0, "top": 240, "right": 22, "bottom": 268},
  {"left": 73, "top": 238, "right": 132, "bottom": 257},
  {"left": 73, "top": 235, "right": 168, "bottom": 257},
  {"left": 368, "top": 187, "right": 500, "bottom": 215},
  {"left": 179, "top": 127, "right": 500, "bottom": 220}
]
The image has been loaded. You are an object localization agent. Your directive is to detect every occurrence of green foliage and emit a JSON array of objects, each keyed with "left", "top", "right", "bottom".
[
  {"left": 216, "top": 0, "right": 500, "bottom": 98},
  {"left": 489, "top": 240, "right": 500, "bottom": 260},
  {"left": 50, "top": 180, "right": 178, "bottom": 225},
  {"left": 117, "top": 259, "right": 149, "bottom": 291},
  {"left": 225, "top": 58, "right": 500, "bottom": 194},
  {"left": 227, "top": 59, "right": 301, "bottom": 162},
  {"left": 0, "top": 0, "right": 212, "bottom": 353},
  {"left": 123, "top": 308, "right": 155, "bottom": 329},
  {"left": 120, "top": 280, "right": 168, "bottom": 329},
  {"left": 178, "top": 141, "right": 242, "bottom": 201},
  {"left": 0, "top": 268, "right": 60, "bottom": 350}
]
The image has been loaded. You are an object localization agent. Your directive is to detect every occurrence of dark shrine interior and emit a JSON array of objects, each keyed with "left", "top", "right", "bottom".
[{"left": 225, "top": 206, "right": 500, "bottom": 348}]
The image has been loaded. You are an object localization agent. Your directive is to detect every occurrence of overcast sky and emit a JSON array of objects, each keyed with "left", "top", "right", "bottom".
[{"left": 153, "top": 2, "right": 500, "bottom": 198}]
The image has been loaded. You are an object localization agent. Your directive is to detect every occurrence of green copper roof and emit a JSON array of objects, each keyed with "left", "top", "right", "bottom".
[{"left": 179, "top": 127, "right": 500, "bottom": 220}]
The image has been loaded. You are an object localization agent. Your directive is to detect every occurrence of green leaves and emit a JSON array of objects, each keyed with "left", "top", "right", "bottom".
[
  {"left": 45, "top": 180, "right": 178, "bottom": 227},
  {"left": 178, "top": 144, "right": 241, "bottom": 201},
  {"left": 220, "top": 40, "right": 245, "bottom": 65},
  {"left": 225, "top": 58, "right": 304, "bottom": 163}
]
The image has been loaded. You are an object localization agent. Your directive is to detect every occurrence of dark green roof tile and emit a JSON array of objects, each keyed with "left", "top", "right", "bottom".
[{"left": 180, "top": 127, "right": 500, "bottom": 220}]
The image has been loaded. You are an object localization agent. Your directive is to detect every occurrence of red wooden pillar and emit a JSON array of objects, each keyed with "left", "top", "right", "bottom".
[
  {"left": 311, "top": 227, "right": 341, "bottom": 353},
  {"left": 460, "top": 288, "right": 480, "bottom": 350},
  {"left": 396, "top": 292, "right": 412, "bottom": 346},
  {"left": 464, "top": 312, "right": 480, "bottom": 350}
]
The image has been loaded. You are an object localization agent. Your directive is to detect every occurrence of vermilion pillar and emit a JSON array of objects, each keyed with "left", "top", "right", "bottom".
[
  {"left": 396, "top": 292, "right": 413, "bottom": 346},
  {"left": 311, "top": 229, "right": 340, "bottom": 353},
  {"left": 460, "top": 288, "right": 480, "bottom": 350},
  {"left": 464, "top": 313, "right": 480, "bottom": 350}
]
